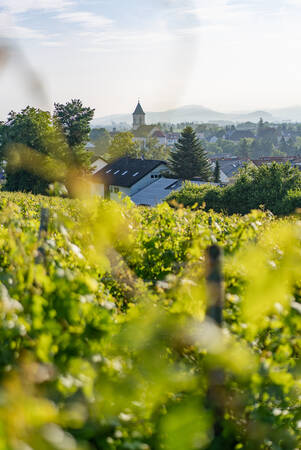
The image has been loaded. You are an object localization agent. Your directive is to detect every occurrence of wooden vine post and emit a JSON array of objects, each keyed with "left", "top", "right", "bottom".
[
  {"left": 35, "top": 208, "right": 50, "bottom": 264},
  {"left": 205, "top": 244, "right": 224, "bottom": 325},
  {"left": 205, "top": 244, "right": 225, "bottom": 438}
]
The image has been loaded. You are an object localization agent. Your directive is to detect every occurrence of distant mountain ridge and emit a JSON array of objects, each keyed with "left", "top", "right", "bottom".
[{"left": 92, "top": 104, "right": 301, "bottom": 127}]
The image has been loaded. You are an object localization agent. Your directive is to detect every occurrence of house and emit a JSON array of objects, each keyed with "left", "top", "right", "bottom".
[
  {"left": 211, "top": 157, "right": 250, "bottom": 180},
  {"left": 152, "top": 130, "right": 166, "bottom": 146},
  {"left": 209, "top": 136, "right": 218, "bottom": 144},
  {"left": 131, "top": 177, "right": 179, "bottom": 206},
  {"left": 133, "top": 124, "right": 161, "bottom": 148},
  {"left": 209, "top": 162, "right": 230, "bottom": 184},
  {"left": 131, "top": 178, "right": 218, "bottom": 207},
  {"left": 92, "top": 157, "right": 167, "bottom": 200},
  {"left": 251, "top": 156, "right": 297, "bottom": 167},
  {"left": 166, "top": 132, "right": 181, "bottom": 146},
  {"left": 196, "top": 132, "right": 205, "bottom": 140}
]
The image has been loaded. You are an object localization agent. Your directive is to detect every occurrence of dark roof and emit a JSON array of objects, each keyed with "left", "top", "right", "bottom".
[
  {"left": 133, "top": 101, "right": 145, "bottom": 116},
  {"left": 251, "top": 157, "right": 296, "bottom": 167},
  {"left": 152, "top": 130, "right": 166, "bottom": 138},
  {"left": 93, "top": 157, "right": 167, "bottom": 187}
]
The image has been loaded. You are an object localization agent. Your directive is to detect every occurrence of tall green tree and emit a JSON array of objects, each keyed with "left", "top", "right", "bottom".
[
  {"left": 168, "top": 126, "right": 212, "bottom": 180},
  {"left": 90, "top": 128, "right": 111, "bottom": 158},
  {"left": 143, "top": 137, "right": 168, "bottom": 160},
  {"left": 279, "top": 136, "right": 288, "bottom": 154},
  {"left": 0, "top": 107, "right": 67, "bottom": 194},
  {"left": 213, "top": 160, "right": 221, "bottom": 183},
  {"left": 107, "top": 132, "right": 140, "bottom": 161},
  {"left": 54, "top": 99, "right": 94, "bottom": 170},
  {"left": 239, "top": 138, "right": 250, "bottom": 159},
  {"left": 257, "top": 117, "right": 265, "bottom": 138},
  {"left": 54, "top": 99, "right": 94, "bottom": 148}
]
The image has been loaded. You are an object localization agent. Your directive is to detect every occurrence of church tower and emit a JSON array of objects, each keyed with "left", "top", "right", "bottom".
[{"left": 132, "top": 100, "right": 145, "bottom": 130}]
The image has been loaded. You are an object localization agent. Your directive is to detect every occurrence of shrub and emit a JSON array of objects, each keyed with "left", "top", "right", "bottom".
[
  {"left": 167, "top": 163, "right": 301, "bottom": 215},
  {"left": 169, "top": 182, "right": 223, "bottom": 210},
  {"left": 279, "top": 189, "right": 301, "bottom": 215}
]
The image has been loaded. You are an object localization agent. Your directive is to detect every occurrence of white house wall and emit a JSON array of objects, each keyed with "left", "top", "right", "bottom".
[
  {"left": 129, "top": 164, "right": 167, "bottom": 195},
  {"left": 110, "top": 186, "right": 131, "bottom": 201}
]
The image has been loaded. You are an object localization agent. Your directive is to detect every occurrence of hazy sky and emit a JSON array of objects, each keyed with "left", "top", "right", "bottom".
[{"left": 0, "top": 0, "right": 301, "bottom": 120}]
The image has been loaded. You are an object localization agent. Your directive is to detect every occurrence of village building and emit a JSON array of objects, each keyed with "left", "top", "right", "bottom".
[
  {"left": 210, "top": 157, "right": 251, "bottom": 181},
  {"left": 131, "top": 178, "right": 218, "bottom": 207},
  {"left": 131, "top": 101, "right": 163, "bottom": 148},
  {"left": 92, "top": 157, "right": 167, "bottom": 200},
  {"left": 132, "top": 124, "right": 161, "bottom": 148},
  {"left": 166, "top": 132, "right": 181, "bottom": 147},
  {"left": 132, "top": 101, "right": 146, "bottom": 130}
]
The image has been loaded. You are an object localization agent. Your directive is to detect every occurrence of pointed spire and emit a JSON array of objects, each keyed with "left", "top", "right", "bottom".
[{"left": 133, "top": 100, "right": 145, "bottom": 116}]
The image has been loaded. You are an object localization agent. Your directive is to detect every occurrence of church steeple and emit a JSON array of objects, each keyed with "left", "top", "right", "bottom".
[{"left": 133, "top": 100, "right": 145, "bottom": 130}]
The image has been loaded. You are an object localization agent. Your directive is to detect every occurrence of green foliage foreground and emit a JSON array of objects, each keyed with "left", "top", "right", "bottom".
[{"left": 0, "top": 192, "right": 300, "bottom": 449}]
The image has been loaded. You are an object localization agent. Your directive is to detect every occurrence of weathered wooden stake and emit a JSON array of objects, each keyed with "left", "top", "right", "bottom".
[
  {"left": 38, "top": 208, "right": 50, "bottom": 240},
  {"left": 205, "top": 244, "right": 225, "bottom": 440},
  {"left": 36, "top": 208, "right": 50, "bottom": 264},
  {"left": 205, "top": 245, "right": 224, "bottom": 325}
]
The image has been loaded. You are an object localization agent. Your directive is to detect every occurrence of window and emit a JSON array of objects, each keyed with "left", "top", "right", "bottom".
[
  {"left": 114, "top": 170, "right": 120, "bottom": 174},
  {"left": 114, "top": 187, "right": 120, "bottom": 193},
  {"left": 121, "top": 171, "right": 128, "bottom": 175},
  {"left": 106, "top": 169, "right": 112, "bottom": 173},
  {"left": 133, "top": 172, "right": 139, "bottom": 177}
]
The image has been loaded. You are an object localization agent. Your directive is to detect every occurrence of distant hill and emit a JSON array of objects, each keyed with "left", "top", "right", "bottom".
[
  {"left": 92, "top": 105, "right": 275, "bottom": 127},
  {"left": 268, "top": 106, "right": 301, "bottom": 122}
]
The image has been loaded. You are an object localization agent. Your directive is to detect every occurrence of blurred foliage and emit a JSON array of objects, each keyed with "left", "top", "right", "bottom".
[{"left": 0, "top": 192, "right": 299, "bottom": 449}]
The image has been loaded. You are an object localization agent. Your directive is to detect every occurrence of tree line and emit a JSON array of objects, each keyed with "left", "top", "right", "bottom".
[{"left": 197, "top": 118, "right": 301, "bottom": 158}]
